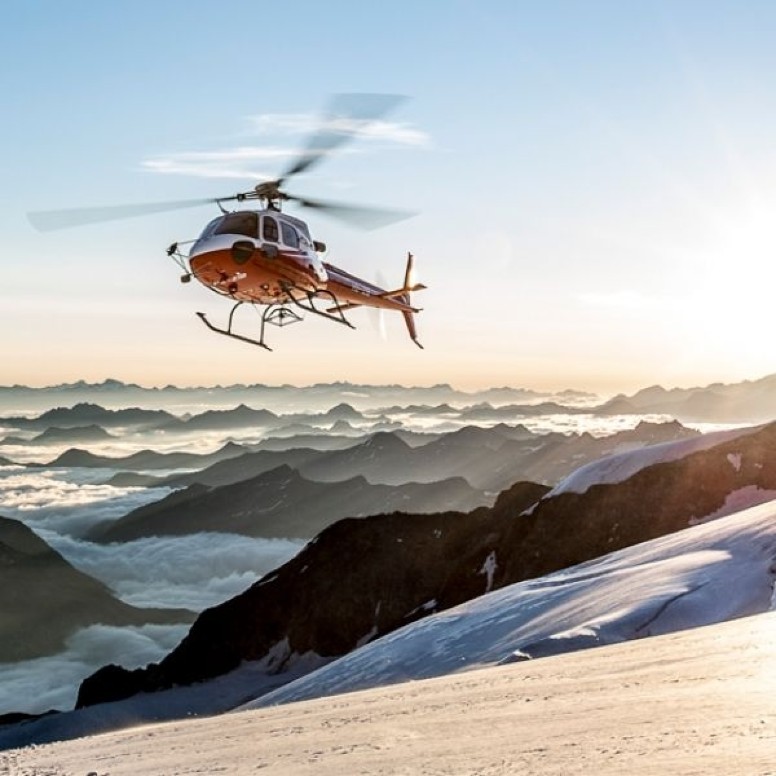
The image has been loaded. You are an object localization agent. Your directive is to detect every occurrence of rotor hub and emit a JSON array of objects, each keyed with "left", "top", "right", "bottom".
[{"left": 254, "top": 180, "right": 284, "bottom": 201}]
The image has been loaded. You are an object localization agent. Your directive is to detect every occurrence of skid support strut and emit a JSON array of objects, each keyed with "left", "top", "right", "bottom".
[
  {"left": 282, "top": 284, "right": 356, "bottom": 329},
  {"left": 195, "top": 287, "right": 354, "bottom": 350},
  {"left": 196, "top": 301, "right": 303, "bottom": 351}
]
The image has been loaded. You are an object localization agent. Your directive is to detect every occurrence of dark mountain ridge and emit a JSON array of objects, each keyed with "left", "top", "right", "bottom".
[
  {"left": 41, "top": 441, "right": 248, "bottom": 470},
  {"left": 0, "top": 517, "right": 193, "bottom": 663},
  {"left": 159, "top": 404, "right": 278, "bottom": 432},
  {"left": 88, "top": 464, "right": 488, "bottom": 542},
  {"left": 294, "top": 421, "right": 698, "bottom": 491},
  {"left": 1, "top": 426, "right": 115, "bottom": 447},
  {"left": 2, "top": 403, "right": 178, "bottom": 430},
  {"left": 146, "top": 446, "right": 328, "bottom": 489},
  {"left": 28, "top": 425, "right": 114, "bottom": 445}
]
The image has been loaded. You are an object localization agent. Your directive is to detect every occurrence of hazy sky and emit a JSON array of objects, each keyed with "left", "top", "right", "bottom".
[{"left": 3, "top": 0, "right": 776, "bottom": 393}]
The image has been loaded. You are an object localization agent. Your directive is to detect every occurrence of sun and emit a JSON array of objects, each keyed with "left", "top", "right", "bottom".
[{"left": 665, "top": 193, "right": 776, "bottom": 377}]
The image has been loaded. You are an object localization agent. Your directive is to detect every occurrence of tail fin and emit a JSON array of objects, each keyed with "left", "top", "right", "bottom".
[
  {"left": 400, "top": 253, "right": 425, "bottom": 349},
  {"left": 333, "top": 252, "right": 426, "bottom": 346},
  {"left": 402, "top": 309, "right": 423, "bottom": 348}
]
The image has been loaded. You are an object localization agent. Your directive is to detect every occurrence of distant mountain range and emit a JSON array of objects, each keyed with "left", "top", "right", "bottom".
[
  {"left": 40, "top": 441, "right": 249, "bottom": 471},
  {"left": 0, "top": 425, "right": 114, "bottom": 447},
  {"left": 597, "top": 373, "right": 776, "bottom": 422},
  {"left": 75, "top": 420, "right": 774, "bottom": 708},
  {"left": 3, "top": 373, "right": 776, "bottom": 424},
  {"left": 0, "top": 517, "right": 193, "bottom": 662},
  {"left": 82, "top": 421, "right": 699, "bottom": 495},
  {"left": 3, "top": 404, "right": 178, "bottom": 431},
  {"left": 1, "top": 395, "right": 699, "bottom": 500},
  {"left": 0, "top": 380, "right": 583, "bottom": 414},
  {"left": 0, "top": 402, "right": 373, "bottom": 443}
]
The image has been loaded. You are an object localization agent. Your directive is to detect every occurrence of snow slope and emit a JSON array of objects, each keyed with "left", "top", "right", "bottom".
[
  {"left": 5, "top": 606, "right": 776, "bottom": 774},
  {"left": 244, "top": 495, "right": 776, "bottom": 710}
]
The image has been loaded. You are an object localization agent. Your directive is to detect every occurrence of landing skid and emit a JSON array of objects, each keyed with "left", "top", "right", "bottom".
[
  {"left": 196, "top": 302, "right": 304, "bottom": 351},
  {"left": 196, "top": 286, "right": 356, "bottom": 350}
]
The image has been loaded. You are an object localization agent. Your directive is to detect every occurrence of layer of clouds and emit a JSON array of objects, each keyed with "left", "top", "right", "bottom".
[
  {"left": 141, "top": 110, "right": 430, "bottom": 181},
  {"left": 1, "top": 466, "right": 304, "bottom": 610},
  {"left": 41, "top": 530, "right": 304, "bottom": 610},
  {"left": 0, "top": 623, "right": 189, "bottom": 715},
  {"left": 1, "top": 428, "right": 264, "bottom": 465},
  {"left": 250, "top": 113, "right": 431, "bottom": 147},
  {"left": 0, "top": 463, "right": 304, "bottom": 717},
  {"left": 142, "top": 146, "right": 295, "bottom": 181},
  {"left": 0, "top": 468, "right": 173, "bottom": 537}
]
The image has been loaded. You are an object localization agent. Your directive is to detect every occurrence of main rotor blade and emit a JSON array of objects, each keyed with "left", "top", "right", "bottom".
[
  {"left": 279, "top": 93, "right": 407, "bottom": 181},
  {"left": 288, "top": 194, "right": 416, "bottom": 231},
  {"left": 27, "top": 197, "right": 236, "bottom": 232}
]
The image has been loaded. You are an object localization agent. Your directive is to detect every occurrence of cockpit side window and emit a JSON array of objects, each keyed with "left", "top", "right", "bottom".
[
  {"left": 281, "top": 222, "right": 299, "bottom": 249},
  {"left": 213, "top": 212, "right": 258, "bottom": 239},
  {"left": 263, "top": 216, "right": 279, "bottom": 242}
]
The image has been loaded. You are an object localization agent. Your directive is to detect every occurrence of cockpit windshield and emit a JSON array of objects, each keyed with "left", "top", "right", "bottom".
[
  {"left": 212, "top": 212, "right": 259, "bottom": 239},
  {"left": 197, "top": 218, "right": 221, "bottom": 240}
]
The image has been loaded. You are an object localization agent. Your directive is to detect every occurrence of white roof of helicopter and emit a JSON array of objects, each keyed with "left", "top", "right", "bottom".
[
  {"left": 271, "top": 210, "right": 312, "bottom": 237},
  {"left": 233, "top": 207, "right": 313, "bottom": 238},
  {"left": 205, "top": 207, "right": 313, "bottom": 240}
]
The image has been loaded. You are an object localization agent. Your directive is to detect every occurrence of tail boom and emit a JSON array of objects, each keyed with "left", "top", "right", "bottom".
[{"left": 324, "top": 252, "right": 425, "bottom": 347}]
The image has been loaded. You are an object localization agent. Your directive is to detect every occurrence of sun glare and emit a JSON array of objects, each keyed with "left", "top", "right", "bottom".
[{"left": 667, "top": 193, "right": 776, "bottom": 375}]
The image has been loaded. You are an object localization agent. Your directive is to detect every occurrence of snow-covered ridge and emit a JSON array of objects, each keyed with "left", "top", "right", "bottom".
[
  {"left": 545, "top": 424, "right": 761, "bottom": 498},
  {"left": 244, "top": 496, "right": 776, "bottom": 710}
]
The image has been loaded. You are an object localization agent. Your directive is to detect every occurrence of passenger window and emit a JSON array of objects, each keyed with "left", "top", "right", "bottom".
[
  {"left": 281, "top": 222, "right": 299, "bottom": 248},
  {"left": 263, "top": 216, "right": 279, "bottom": 242}
]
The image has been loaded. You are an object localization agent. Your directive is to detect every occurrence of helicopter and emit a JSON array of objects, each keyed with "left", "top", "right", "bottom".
[{"left": 27, "top": 94, "right": 426, "bottom": 350}]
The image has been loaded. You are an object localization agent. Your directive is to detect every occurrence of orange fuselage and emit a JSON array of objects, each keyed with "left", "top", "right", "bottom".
[{"left": 189, "top": 232, "right": 416, "bottom": 313}]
